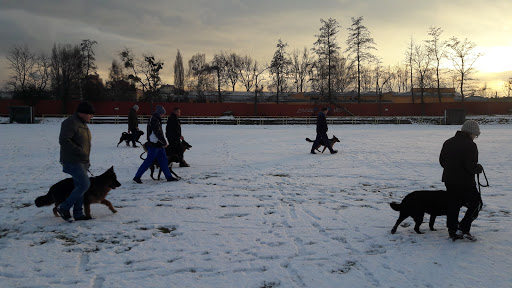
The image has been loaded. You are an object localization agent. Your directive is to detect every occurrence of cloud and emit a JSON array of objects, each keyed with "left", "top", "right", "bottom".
[{"left": 0, "top": 0, "right": 511, "bottom": 89}]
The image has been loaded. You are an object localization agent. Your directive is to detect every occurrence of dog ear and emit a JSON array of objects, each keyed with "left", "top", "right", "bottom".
[{"left": 110, "top": 166, "right": 114, "bottom": 172}]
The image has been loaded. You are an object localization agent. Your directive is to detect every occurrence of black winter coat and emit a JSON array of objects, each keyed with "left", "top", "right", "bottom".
[
  {"left": 166, "top": 113, "right": 182, "bottom": 143},
  {"left": 59, "top": 113, "right": 91, "bottom": 164},
  {"left": 128, "top": 108, "right": 138, "bottom": 131},
  {"left": 316, "top": 111, "right": 328, "bottom": 133},
  {"left": 439, "top": 131, "right": 480, "bottom": 186}
]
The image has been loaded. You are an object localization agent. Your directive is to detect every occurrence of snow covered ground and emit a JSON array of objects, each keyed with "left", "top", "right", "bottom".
[{"left": 0, "top": 118, "right": 511, "bottom": 288}]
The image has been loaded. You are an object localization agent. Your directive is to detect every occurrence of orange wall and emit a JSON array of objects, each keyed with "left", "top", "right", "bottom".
[{"left": 2, "top": 100, "right": 512, "bottom": 117}]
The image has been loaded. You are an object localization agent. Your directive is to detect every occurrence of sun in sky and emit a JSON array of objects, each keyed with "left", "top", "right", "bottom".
[{"left": 476, "top": 46, "right": 512, "bottom": 74}]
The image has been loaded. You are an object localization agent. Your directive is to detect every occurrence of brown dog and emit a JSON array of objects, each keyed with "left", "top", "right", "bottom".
[
  {"left": 35, "top": 166, "right": 121, "bottom": 218},
  {"left": 306, "top": 135, "right": 340, "bottom": 153}
]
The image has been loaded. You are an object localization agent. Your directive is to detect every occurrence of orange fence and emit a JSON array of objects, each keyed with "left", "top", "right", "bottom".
[{"left": 2, "top": 99, "right": 511, "bottom": 117}]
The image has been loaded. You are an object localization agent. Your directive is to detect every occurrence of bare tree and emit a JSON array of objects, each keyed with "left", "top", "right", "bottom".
[
  {"left": 269, "top": 39, "right": 291, "bottom": 104},
  {"left": 425, "top": 27, "right": 446, "bottom": 102},
  {"left": 209, "top": 53, "right": 229, "bottom": 102},
  {"left": 35, "top": 53, "right": 51, "bottom": 92},
  {"left": 80, "top": 39, "right": 98, "bottom": 77},
  {"left": 80, "top": 40, "right": 103, "bottom": 101},
  {"left": 505, "top": 77, "right": 512, "bottom": 97},
  {"left": 120, "top": 47, "right": 145, "bottom": 93},
  {"left": 360, "top": 66, "right": 373, "bottom": 93},
  {"left": 291, "top": 47, "right": 313, "bottom": 93},
  {"left": 174, "top": 49, "right": 185, "bottom": 95},
  {"left": 252, "top": 61, "right": 269, "bottom": 114},
  {"left": 238, "top": 55, "right": 255, "bottom": 92},
  {"left": 5, "top": 44, "right": 51, "bottom": 103},
  {"left": 141, "top": 55, "right": 164, "bottom": 101},
  {"left": 412, "top": 43, "right": 433, "bottom": 109},
  {"left": 106, "top": 60, "right": 135, "bottom": 101},
  {"left": 312, "top": 18, "right": 340, "bottom": 102},
  {"left": 225, "top": 52, "right": 242, "bottom": 92},
  {"left": 446, "top": 37, "right": 482, "bottom": 101},
  {"left": 332, "top": 56, "right": 355, "bottom": 93},
  {"left": 51, "top": 43, "right": 83, "bottom": 113},
  {"left": 394, "top": 64, "right": 409, "bottom": 93},
  {"left": 346, "top": 16, "right": 376, "bottom": 103},
  {"left": 6, "top": 44, "right": 36, "bottom": 93},
  {"left": 405, "top": 37, "right": 415, "bottom": 103},
  {"left": 187, "top": 53, "right": 214, "bottom": 102},
  {"left": 119, "top": 48, "right": 164, "bottom": 102},
  {"left": 374, "top": 62, "right": 394, "bottom": 96}
]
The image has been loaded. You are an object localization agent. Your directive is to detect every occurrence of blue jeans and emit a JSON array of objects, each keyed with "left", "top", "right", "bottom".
[
  {"left": 135, "top": 146, "right": 174, "bottom": 180},
  {"left": 60, "top": 162, "right": 91, "bottom": 217}
]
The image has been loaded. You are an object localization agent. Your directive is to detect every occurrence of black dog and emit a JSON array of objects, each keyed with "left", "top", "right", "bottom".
[
  {"left": 35, "top": 166, "right": 121, "bottom": 218},
  {"left": 390, "top": 190, "right": 462, "bottom": 234},
  {"left": 140, "top": 139, "right": 192, "bottom": 180},
  {"left": 117, "top": 130, "right": 144, "bottom": 147},
  {"left": 306, "top": 135, "right": 340, "bottom": 153}
]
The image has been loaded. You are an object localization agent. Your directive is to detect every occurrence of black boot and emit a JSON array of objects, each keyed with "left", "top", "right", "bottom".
[{"left": 449, "top": 230, "right": 463, "bottom": 241}]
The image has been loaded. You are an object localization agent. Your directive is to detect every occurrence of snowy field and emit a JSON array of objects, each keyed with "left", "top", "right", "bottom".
[{"left": 0, "top": 118, "right": 511, "bottom": 288}]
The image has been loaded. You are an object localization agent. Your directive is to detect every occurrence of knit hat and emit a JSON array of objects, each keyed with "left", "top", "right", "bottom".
[
  {"left": 133, "top": 105, "right": 139, "bottom": 111},
  {"left": 76, "top": 101, "right": 95, "bottom": 115},
  {"left": 461, "top": 120, "right": 480, "bottom": 137},
  {"left": 155, "top": 105, "right": 166, "bottom": 115}
]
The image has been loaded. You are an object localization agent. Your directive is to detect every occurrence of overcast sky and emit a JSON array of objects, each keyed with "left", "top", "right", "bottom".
[{"left": 1, "top": 0, "right": 511, "bottom": 92}]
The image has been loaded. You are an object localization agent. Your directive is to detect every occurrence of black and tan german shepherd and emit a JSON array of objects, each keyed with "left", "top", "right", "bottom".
[
  {"left": 306, "top": 135, "right": 340, "bottom": 153},
  {"left": 140, "top": 139, "right": 192, "bottom": 180},
  {"left": 35, "top": 166, "right": 121, "bottom": 218},
  {"left": 117, "top": 130, "right": 145, "bottom": 147}
]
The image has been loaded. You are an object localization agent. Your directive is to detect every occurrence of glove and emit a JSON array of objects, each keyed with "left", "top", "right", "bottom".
[{"left": 475, "top": 164, "right": 483, "bottom": 174}]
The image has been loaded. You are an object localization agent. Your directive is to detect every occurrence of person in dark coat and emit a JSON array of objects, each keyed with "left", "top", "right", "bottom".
[
  {"left": 133, "top": 105, "right": 178, "bottom": 183},
  {"left": 440, "top": 120, "right": 483, "bottom": 241},
  {"left": 166, "top": 107, "right": 189, "bottom": 167},
  {"left": 56, "top": 101, "right": 95, "bottom": 222},
  {"left": 311, "top": 107, "right": 337, "bottom": 154},
  {"left": 127, "top": 104, "right": 140, "bottom": 147}
]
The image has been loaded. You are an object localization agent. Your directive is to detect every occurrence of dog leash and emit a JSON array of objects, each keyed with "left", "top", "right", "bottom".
[
  {"left": 477, "top": 167, "right": 489, "bottom": 194},
  {"left": 88, "top": 168, "right": 95, "bottom": 177}
]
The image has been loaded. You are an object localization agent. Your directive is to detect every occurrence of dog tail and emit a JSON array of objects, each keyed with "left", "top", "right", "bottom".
[
  {"left": 35, "top": 192, "right": 54, "bottom": 207},
  {"left": 305, "top": 138, "right": 314, "bottom": 142},
  {"left": 390, "top": 202, "right": 401, "bottom": 211}
]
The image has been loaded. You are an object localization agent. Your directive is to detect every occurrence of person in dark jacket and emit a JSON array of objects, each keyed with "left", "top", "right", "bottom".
[
  {"left": 166, "top": 107, "right": 189, "bottom": 167},
  {"left": 311, "top": 107, "right": 337, "bottom": 154},
  {"left": 127, "top": 104, "right": 139, "bottom": 147},
  {"left": 133, "top": 105, "right": 178, "bottom": 183},
  {"left": 440, "top": 120, "right": 483, "bottom": 241},
  {"left": 56, "top": 101, "right": 95, "bottom": 222}
]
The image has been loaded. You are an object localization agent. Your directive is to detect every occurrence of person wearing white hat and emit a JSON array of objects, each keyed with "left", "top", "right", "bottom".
[{"left": 439, "top": 120, "right": 483, "bottom": 241}]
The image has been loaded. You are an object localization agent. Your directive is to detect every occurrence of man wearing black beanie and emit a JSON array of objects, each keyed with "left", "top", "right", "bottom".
[{"left": 56, "top": 101, "right": 95, "bottom": 222}]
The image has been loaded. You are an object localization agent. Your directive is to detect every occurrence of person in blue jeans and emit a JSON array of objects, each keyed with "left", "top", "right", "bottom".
[
  {"left": 133, "top": 105, "right": 178, "bottom": 183},
  {"left": 57, "top": 101, "right": 95, "bottom": 222}
]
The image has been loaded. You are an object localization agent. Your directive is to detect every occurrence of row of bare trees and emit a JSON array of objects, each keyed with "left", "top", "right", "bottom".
[
  {"left": 173, "top": 17, "right": 485, "bottom": 103},
  {"left": 4, "top": 17, "right": 494, "bottom": 108}
]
